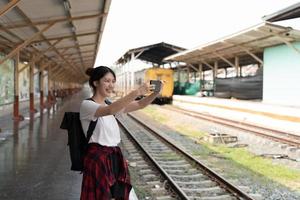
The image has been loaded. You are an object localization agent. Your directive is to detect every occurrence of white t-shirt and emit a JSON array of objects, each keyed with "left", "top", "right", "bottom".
[{"left": 79, "top": 99, "right": 121, "bottom": 147}]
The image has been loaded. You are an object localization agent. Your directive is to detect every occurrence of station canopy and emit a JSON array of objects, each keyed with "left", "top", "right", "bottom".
[
  {"left": 0, "top": 0, "right": 111, "bottom": 83},
  {"left": 116, "top": 42, "right": 186, "bottom": 65},
  {"left": 165, "top": 22, "right": 300, "bottom": 71},
  {"left": 262, "top": 2, "right": 300, "bottom": 22}
]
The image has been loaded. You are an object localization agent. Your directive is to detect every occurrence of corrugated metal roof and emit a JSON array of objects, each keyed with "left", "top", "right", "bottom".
[
  {"left": 262, "top": 2, "right": 300, "bottom": 22},
  {"left": 116, "top": 42, "right": 185, "bottom": 65},
  {"left": 165, "top": 22, "right": 300, "bottom": 70},
  {"left": 0, "top": 0, "right": 111, "bottom": 83}
]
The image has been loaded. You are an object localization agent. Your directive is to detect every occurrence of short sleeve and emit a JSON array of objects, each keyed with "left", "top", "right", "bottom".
[{"left": 80, "top": 100, "right": 100, "bottom": 121}]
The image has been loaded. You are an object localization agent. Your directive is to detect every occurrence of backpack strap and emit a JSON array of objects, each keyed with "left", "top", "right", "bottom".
[
  {"left": 86, "top": 98, "right": 98, "bottom": 142},
  {"left": 104, "top": 99, "right": 112, "bottom": 105},
  {"left": 85, "top": 98, "right": 112, "bottom": 142}
]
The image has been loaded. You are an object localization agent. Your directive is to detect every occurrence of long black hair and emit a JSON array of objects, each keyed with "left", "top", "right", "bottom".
[{"left": 86, "top": 66, "right": 116, "bottom": 93}]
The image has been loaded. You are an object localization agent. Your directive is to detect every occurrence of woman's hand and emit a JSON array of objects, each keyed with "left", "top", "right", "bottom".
[{"left": 136, "top": 83, "right": 150, "bottom": 96}]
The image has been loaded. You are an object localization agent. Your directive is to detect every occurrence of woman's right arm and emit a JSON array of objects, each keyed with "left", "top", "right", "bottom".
[{"left": 94, "top": 83, "right": 149, "bottom": 117}]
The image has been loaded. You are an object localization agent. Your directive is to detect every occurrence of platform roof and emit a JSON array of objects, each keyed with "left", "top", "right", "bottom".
[
  {"left": 262, "top": 2, "right": 300, "bottom": 22},
  {"left": 116, "top": 42, "right": 186, "bottom": 65},
  {"left": 0, "top": 0, "right": 111, "bottom": 83},
  {"left": 165, "top": 22, "right": 300, "bottom": 71}
]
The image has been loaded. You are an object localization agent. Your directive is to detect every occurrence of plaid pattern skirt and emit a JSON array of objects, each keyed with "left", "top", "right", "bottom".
[{"left": 80, "top": 143, "right": 132, "bottom": 200}]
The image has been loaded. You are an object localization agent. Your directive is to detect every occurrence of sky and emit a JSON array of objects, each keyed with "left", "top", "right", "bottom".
[{"left": 94, "top": 0, "right": 300, "bottom": 67}]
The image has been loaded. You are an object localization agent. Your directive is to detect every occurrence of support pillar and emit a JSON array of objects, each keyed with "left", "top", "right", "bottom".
[
  {"left": 29, "top": 55, "right": 36, "bottom": 113},
  {"left": 124, "top": 63, "right": 128, "bottom": 95},
  {"left": 214, "top": 61, "right": 218, "bottom": 78},
  {"left": 199, "top": 63, "right": 203, "bottom": 90},
  {"left": 39, "top": 70, "right": 44, "bottom": 108},
  {"left": 187, "top": 67, "right": 190, "bottom": 83},
  {"left": 47, "top": 65, "right": 54, "bottom": 106},
  {"left": 213, "top": 61, "right": 218, "bottom": 91},
  {"left": 13, "top": 52, "right": 24, "bottom": 121},
  {"left": 235, "top": 56, "right": 240, "bottom": 77}
]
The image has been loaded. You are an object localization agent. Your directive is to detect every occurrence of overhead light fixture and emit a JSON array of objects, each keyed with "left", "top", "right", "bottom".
[
  {"left": 23, "top": 61, "right": 28, "bottom": 64},
  {"left": 63, "top": 0, "right": 71, "bottom": 11}
]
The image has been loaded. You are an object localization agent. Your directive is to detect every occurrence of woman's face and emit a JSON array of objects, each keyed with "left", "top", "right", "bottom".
[{"left": 94, "top": 72, "right": 116, "bottom": 97}]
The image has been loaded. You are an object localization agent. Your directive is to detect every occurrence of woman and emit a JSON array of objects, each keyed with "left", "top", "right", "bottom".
[{"left": 80, "top": 66, "right": 161, "bottom": 200}]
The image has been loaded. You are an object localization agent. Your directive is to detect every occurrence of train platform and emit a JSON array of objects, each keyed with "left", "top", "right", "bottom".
[
  {"left": 0, "top": 92, "right": 86, "bottom": 199},
  {"left": 172, "top": 95, "right": 300, "bottom": 136}
]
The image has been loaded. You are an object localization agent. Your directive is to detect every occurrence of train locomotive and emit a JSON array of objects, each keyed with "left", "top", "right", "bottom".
[{"left": 134, "top": 68, "right": 173, "bottom": 104}]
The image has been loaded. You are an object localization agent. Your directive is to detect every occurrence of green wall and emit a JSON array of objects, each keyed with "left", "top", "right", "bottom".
[
  {"left": 0, "top": 55, "right": 14, "bottom": 105},
  {"left": 263, "top": 42, "right": 300, "bottom": 106}
]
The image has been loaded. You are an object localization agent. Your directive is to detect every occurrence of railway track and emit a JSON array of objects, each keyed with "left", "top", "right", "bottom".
[
  {"left": 163, "top": 105, "right": 300, "bottom": 148},
  {"left": 118, "top": 114, "right": 260, "bottom": 200}
]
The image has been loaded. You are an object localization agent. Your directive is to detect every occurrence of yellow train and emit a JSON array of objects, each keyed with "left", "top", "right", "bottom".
[{"left": 134, "top": 68, "right": 174, "bottom": 103}]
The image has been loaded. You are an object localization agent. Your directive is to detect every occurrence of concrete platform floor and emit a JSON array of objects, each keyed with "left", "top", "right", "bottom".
[{"left": 0, "top": 90, "right": 91, "bottom": 200}]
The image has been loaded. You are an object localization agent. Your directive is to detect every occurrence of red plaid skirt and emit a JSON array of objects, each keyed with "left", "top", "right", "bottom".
[{"left": 80, "top": 143, "right": 132, "bottom": 200}]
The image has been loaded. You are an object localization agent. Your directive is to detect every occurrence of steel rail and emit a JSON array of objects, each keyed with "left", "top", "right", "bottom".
[
  {"left": 117, "top": 117, "right": 190, "bottom": 200},
  {"left": 126, "top": 113, "right": 255, "bottom": 200},
  {"left": 165, "top": 106, "right": 300, "bottom": 147}
]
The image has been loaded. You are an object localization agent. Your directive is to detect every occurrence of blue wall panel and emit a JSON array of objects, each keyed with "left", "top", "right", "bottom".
[{"left": 264, "top": 42, "right": 300, "bottom": 106}]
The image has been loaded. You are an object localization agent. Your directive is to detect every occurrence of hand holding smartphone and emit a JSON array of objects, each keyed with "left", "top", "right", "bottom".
[{"left": 150, "top": 80, "right": 162, "bottom": 92}]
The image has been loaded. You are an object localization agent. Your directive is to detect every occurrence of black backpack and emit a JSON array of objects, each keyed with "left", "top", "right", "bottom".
[{"left": 60, "top": 98, "right": 111, "bottom": 171}]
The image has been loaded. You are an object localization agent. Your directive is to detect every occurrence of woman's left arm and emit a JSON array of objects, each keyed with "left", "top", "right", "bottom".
[{"left": 123, "top": 91, "right": 160, "bottom": 113}]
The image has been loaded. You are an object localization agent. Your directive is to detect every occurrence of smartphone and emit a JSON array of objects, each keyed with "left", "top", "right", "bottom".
[{"left": 150, "top": 80, "right": 162, "bottom": 92}]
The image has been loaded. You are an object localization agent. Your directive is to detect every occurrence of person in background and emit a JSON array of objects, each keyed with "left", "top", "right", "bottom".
[{"left": 80, "top": 66, "right": 161, "bottom": 200}]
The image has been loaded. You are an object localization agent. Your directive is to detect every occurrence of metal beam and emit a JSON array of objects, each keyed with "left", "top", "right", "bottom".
[
  {"left": 274, "top": 33, "right": 300, "bottom": 55},
  {"left": 18, "top": 39, "right": 63, "bottom": 73},
  {"left": 0, "top": 0, "right": 20, "bottom": 17},
  {"left": 200, "top": 60, "right": 214, "bottom": 69},
  {"left": 14, "top": 5, "right": 81, "bottom": 79},
  {"left": 255, "top": 28, "right": 300, "bottom": 55},
  {"left": 55, "top": 43, "right": 96, "bottom": 50},
  {"left": 187, "top": 64, "right": 199, "bottom": 71},
  {"left": 179, "top": 28, "right": 291, "bottom": 62},
  {"left": 0, "top": 22, "right": 55, "bottom": 66},
  {"left": 213, "top": 52, "right": 236, "bottom": 68},
  {"left": 49, "top": 49, "right": 94, "bottom": 58},
  {"left": 222, "top": 41, "right": 263, "bottom": 65},
  {"left": 52, "top": 68, "right": 65, "bottom": 78},
  {"left": 237, "top": 46, "right": 263, "bottom": 65},
  {"left": 1, "top": 13, "right": 106, "bottom": 29},
  {"left": 31, "top": 31, "right": 98, "bottom": 44}
]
